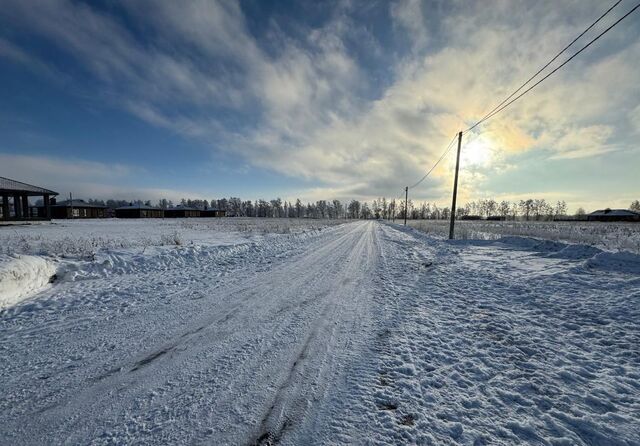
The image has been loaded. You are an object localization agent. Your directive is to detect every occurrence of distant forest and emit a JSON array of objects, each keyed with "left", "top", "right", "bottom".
[{"left": 75, "top": 197, "right": 640, "bottom": 221}]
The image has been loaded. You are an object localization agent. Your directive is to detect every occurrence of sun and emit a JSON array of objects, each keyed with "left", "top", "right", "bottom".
[{"left": 460, "top": 134, "right": 494, "bottom": 168}]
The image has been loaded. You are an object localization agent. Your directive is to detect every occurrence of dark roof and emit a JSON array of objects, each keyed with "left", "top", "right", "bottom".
[
  {"left": 116, "top": 204, "right": 162, "bottom": 210},
  {"left": 0, "top": 176, "right": 58, "bottom": 196},
  {"left": 589, "top": 209, "right": 640, "bottom": 217},
  {"left": 51, "top": 199, "right": 107, "bottom": 208},
  {"left": 167, "top": 205, "right": 199, "bottom": 211}
]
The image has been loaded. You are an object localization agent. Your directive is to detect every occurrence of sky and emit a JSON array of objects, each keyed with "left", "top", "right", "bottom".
[{"left": 0, "top": 0, "right": 639, "bottom": 212}]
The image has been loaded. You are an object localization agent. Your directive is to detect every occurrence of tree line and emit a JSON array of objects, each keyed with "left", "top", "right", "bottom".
[
  {"left": 370, "top": 197, "right": 567, "bottom": 221},
  {"left": 70, "top": 196, "right": 637, "bottom": 220}
]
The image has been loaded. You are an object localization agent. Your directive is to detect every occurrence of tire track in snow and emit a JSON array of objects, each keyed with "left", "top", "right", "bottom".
[
  {"left": 250, "top": 222, "right": 378, "bottom": 445},
  {"left": 1, "top": 221, "right": 381, "bottom": 445},
  {"left": 317, "top": 222, "right": 640, "bottom": 445}
]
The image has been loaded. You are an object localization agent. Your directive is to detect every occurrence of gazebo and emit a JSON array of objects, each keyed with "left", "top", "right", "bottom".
[{"left": 0, "top": 176, "right": 58, "bottom": 221}]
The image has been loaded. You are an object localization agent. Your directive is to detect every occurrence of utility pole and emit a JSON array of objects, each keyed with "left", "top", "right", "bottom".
[
  {"left": 404, "top": 186, "right": 408, "bottom": 226},
  {"left": 449, "top": 131, "right": 463, "bottom": 239}
]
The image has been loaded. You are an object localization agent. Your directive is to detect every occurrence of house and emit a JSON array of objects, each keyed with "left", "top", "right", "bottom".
[
  {"left": 37, "top": 199, "right": 107, "bottom": 219},
  {"left": 587, "top": 209, "right": 640, "bottom": 222},
  {"left": 115, "top": 203, "right": 164, "bottom": 218},
  {"left": 164, "top": 205, "right": 200, "bottom": 218},
  {"left": 199, "top": 207, "right": 226, "bottom": 217},
  {"left": 0, "top": 176, "right": 58, "bottom": 221}
]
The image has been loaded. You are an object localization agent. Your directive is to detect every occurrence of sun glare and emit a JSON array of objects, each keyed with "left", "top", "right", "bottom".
[{"left": 461, "top": 134, "right": 494, "bottom": 168}]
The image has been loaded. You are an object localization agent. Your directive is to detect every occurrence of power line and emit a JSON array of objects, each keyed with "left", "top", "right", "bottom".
[
  {"left": 392, "top": 132, "right": 457, "bottom": 222},
  {"left": 466, "top": 0, "right": 622, "bottom": 133},
  {"left": 408, "top": 133, "right": 458, "bottom": 189},
  {"left": 465, "top": 3, "right": 640, "bottom": 132},
  {"left": 475, "top": 1, "right": 640, "bottom": 129},
  {"left": 464, "top": 0, "right": 640, "bottom": 133},
  {"left": 400, "top": 0, "right": 634, "bottom": 197},
  {"left": 394, "top": 0, "right": 639, "bottom": 224}
]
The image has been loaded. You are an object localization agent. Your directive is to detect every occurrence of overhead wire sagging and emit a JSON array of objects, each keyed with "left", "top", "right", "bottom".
[
  {"left": 465, "top": 0, "right": 622, "bottom": 134},
  {"left": 408, "top": 133, "right": 459, "bottom": 190},
  {"left": 396, "top": 0, "right": 640, "bottom": 221},
  {"left": 464, "top": 0, "right": 640, "bottom": 133}
]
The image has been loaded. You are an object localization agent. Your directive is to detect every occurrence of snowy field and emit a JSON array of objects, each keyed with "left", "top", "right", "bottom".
[
  {"left": 1, "top": 219, "right": 639, "bottom": 445},
  {"left": 1, "top": 217, "right": 346, "bottom": 257},
  {"left": 408, "top": 219, "right": 640, "bottom": 253},
  {"left": 0, "top": 218, "right": 344, "bottom": 310}
]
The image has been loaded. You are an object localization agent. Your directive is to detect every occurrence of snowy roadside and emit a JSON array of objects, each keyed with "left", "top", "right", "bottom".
[
  {"left": 0, "top": 255, "right": 57, "bottom": 309},
  {"left": 0, "top": 218, "right": 346, "bottom": 311},
  {"left": 316, "top": 222, "right": 640, "bottom": 445},
  {"left": 408, "top": 219, "right": 640, "bottom": 254}
]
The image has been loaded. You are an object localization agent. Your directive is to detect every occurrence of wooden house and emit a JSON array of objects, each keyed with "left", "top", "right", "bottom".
[
  {"left": 115, "top": 204, "right": 164, "bottom": 218},
  {"left": 0, "top": 176, "right": 57, "bottom": 221},
  {"left": 38, "top": 199, "right": 107, "bottom": 219},
  {"left": 165, "top": 205, "right": 200, "bottom": 218},
  {"left": 199, "top": 207, "right": 226, "bottom": 217}
]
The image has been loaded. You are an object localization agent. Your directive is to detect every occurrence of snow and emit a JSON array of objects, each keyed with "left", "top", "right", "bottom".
[
  {"left": 0, "top": 254, "right": 57, "bottom": 309},
  {"left": 315, "top": 224, "right": 640, "bottom": 445},
  {"left": 0, "top": 218, "right": 345, "bottom": 258},
  {"left": 1, "top": 219, "right": 639, "bottom": 445},
  {"left": 409, "top": 219, "right": 640, "bottom": 253},
  {"left": 0, "top": 218, "right": 343, "bottom": 309}
]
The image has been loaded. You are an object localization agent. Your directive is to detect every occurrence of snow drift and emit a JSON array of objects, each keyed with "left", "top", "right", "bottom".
[
  {"left": 583, "top": 250, "right": 640, "bottom": 274},
  {"left": 0, "top": 255, "right": 57, "bottom": 310}
]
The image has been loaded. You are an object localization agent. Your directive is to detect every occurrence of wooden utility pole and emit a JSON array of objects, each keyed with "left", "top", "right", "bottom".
[
  {"left": 449, "top": 131, "right": 463, "bottom": 239},
  {"left": 404, "top": 186, "right": 408, "bottom": 226}
]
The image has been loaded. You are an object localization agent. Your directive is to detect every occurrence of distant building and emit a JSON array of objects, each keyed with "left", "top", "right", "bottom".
[
  {"left": 165, "top": 205, "right": 200, "bottom": 218},
  {"left": 37, "top": 199, "right": 107, "bottom": 219},
  {"left": 460, "top": 215, "right": 482, "bottom": 220},
  {"left": 115, "top": 203, "right": 164, "bottom": 218},
  {"left": 200, "top": 207, "right": 226, "bottom": 217},
  {"left": 587, "top": 209, "right": 640, "bottom": 222},
  {"left": 0, "top": 176, "right": 58, "bottom": 221}
]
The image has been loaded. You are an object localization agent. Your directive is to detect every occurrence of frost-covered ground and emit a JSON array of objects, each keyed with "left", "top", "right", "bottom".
[
  {"left": 0, "top": 218, "right": 344, "bottom": 310},
  {"left": 408, "top": 219, "right": 640, "bottom": 254},
  {"left": 323, "top": 224, "right": 640, "bottom": 445},
  {"left": 1, "top": 217, "right": 345, "bottom": 258},
  {"left": 1, "top": 219, "right": 639, "bottom": 445}
]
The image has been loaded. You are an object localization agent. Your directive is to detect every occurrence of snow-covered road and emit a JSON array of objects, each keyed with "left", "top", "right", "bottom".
[
  {"left": 1, "top": 222, "right": 381, "bottom": 444},
  {"left": 1, "top": 221, "right": 639, "bottom": 445}
]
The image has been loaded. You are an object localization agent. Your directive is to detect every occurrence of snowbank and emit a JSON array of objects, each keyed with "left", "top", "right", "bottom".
[
  {"left": 583, "top": 251, "right": 640, "bottom": 274},
  {"left": 0, "top": 255, "right": 57, "bottom": 310},
  {"left": 494, "top": 235, "right": 640, "bottom": 273},
  {"left": 544, "top": 243, "right": 602, "bottom": 260},
  {"left": 496, "top": 236, "right": 565, "bottom": 252}
]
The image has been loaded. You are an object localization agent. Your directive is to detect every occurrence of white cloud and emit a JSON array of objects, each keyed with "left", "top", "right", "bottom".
[
  {"left": 390, "top": 0, "right": 429, "bottom": 53},
  {"left": 0, "top": 153, "right": 205, "bottom": 201},
  {"left": 552, "top": 125, "right": 615, "bottom": 159},
  {"left": 630, "top": 104, "right": 640, "bottom": 133},
  {"left": 1, "top": 0, "right": 639, "bottom": 206}
]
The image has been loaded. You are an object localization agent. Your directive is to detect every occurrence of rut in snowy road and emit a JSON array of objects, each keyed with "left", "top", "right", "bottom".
[{"left": 1, "top": 221, "right": 382, "bottom": 445}]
